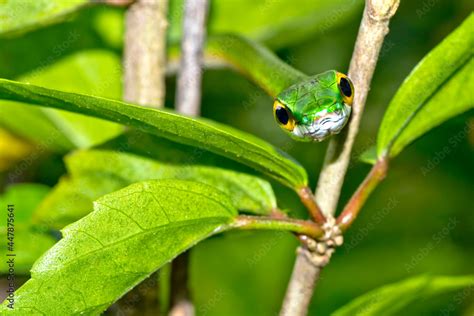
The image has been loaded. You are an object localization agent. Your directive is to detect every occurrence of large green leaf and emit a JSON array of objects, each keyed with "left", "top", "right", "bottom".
[
  {"left": 0, "top": 0, "right": 88, "bottom": 36},
  {"left": 377, "top": 14, "right": 474, "bottom": 158},
  {"left": 333, "top": 274, "right": 474, "bottom": 316},
  {"left": 0, "top": 50, "right": 123, "bottom": 151},
  {"left": 34, "top": 149, "right": 276, "bottom": 228},
  {"left": 0, "top": 79, "right": 308, "bottom": 189},
  {"left": 1, "top": 180, "right": 236, "bottom": 314},
  {"left": 0, "top": 184, "right": 56, "bottom": 274}
]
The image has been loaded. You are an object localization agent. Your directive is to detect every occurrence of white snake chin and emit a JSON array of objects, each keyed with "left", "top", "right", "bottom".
[{"left": 292, "top": 104, "right": 351, "bottom": 142}]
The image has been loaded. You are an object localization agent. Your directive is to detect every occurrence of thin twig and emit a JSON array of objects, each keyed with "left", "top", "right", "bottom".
[
  {"left": 232, "top": 215, "right": 324, "bottom": 238},
  {"left": 169, "top": 252, "right": 194, "bottom": 316},
  {"left": 169, "top": 1, "right": 209, "bottom": 315},
  {"left": 175, "top": 0, "right": 209, "bottom": 116},
  {"left": 123, "top": 0, "right": 168, "bottom": 107},
  {"left": 337, "top": 157, "right": 388, "bottom": 231},
  {"left": 298, "top": 186, "right": 326, "bottom": 225},
  {"left": 280, "top": 1, "right": 400, "bottom": 315}
]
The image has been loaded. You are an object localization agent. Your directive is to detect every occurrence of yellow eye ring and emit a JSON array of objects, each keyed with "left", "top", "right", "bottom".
[
  {"left": 336, "top": 72, "right": 354, "bottom": 106},
  {"left": 273, "top": 100, "right": 295, "bottom": 131}
]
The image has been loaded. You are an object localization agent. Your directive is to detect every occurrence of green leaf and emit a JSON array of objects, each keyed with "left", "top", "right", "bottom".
[
  {"left": 0, "top": 79, "right": 308, "bottom": 189},
  {"left": 0, "top": 50, "right": 123, "bottom": 151},
  {"left": 389, "top": 59, "right": 474, "bottom": 157},
  {"left": 33, "top": 174, "right": 125, "bottom": 230},
  {"left": 1, "top": 180, "right": 236, "bottom": 314},
  {"left": 377, "top": 14, "right": 474, "bottom": 158},
  {"left": 358, "top": 146, "right": 377, "bottom": 165},
  {"left": 34, "top": 149, "right": 276, "bottom": 228},
  {"left": 0, "top": 184, "right": 56, "bottom": 274},
  {"left": 333, "top": 274, "right": 474, "bottom": 316},
  {"left": 0, "top": 0, "right": 88, "bottom": 36}
]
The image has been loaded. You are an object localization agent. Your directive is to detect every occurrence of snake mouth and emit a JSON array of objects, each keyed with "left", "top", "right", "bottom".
[{"left": 293, "top": 104, "right": 351, "bottom": 141}]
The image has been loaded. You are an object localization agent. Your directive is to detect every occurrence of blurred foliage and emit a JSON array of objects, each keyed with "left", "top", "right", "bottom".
[
  {"left": 0, "top": 0, "right": 88, "bottom": 36},
  {"left": 0, "top": 183, "right": 55, "bottom": 274},
  {"left": 0, "top": 128, "right": 33, "bottom": 172},
  {"left": 0, "top": 50, "right": 123, "bottom": 151},
  {"left": 34, "top": 149, "right": 276, "bottom": 229},
  {"left": 0, "top": 0, "right": 472, "bottom": 315},
  {"left": 168, "top": 0, "right": 363, "bottom": 49}
]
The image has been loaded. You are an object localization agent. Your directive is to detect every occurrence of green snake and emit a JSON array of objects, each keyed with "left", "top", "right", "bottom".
[
  {"left": 273, "top": 70, "right": 353, "bottom": 141},
  {"left": 172, "top": 34, "right": 355, "bottom": 141}
]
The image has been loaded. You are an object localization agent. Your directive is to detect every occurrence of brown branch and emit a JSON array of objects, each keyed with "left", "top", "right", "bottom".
[
  {"left": 169, "top": 252, "right": 194, "bottom": 316},
  {"left": 298, "top": 186, "right": 326, "bottom": 225},
  {"left": 337, "top": 157, "right": 388, "bottom": 231},
  {"left": 175, "top": 0, "right": 210, "bottom": 116},
  {"left": 117, "top": 1, "right": 169, "bottom": 314},
  {"left": 280, "top": 250, "right": 322, "bottom": 316},
  {"left": 169, "top": 1, "right": 209, "bottom": 315},
  {"left": 123, "top": 0, "right": 169, "bottom": 107},
  {"left": 232, "top": 215, "right": 324, "bottom": 238},
  {"left": 280, "top": 1, "right": 400, "bottom": 315}
]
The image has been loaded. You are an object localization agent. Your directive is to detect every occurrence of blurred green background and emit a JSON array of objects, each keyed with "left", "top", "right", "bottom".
[{"left": 0, "top": 0, "right": 473, "bottom": 315}]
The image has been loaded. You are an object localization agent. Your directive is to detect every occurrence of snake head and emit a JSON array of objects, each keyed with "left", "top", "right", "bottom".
[{"left": 273, "top": 70, "right": 354, "bottom": 142}]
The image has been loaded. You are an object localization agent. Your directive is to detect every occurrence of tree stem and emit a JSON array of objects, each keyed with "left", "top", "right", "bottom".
[
  {"left": 175, "top": 0, "right": 209, "bottom": 116},
  {"left": 281, "top": 1, "right": 400, "bottom": 315},
  {"left": 119, "top": 1, "right": 169, "bottom": 314},
  {"left": 232, "top": 215, "right": 324, "bottom": 239},
  {"left": 123, "top": 0, "right": 168, "bottom": 107},
  {"left": 280, "top": 250, "right": 321, "bottom": 316},
  {"left": 169, "top": 252, "right": 194, "bottom": 316}
]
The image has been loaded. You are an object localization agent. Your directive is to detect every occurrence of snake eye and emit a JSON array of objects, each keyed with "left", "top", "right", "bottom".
[
  {"left": 336, "top": 72, "right": 354, "bottom": 106},
  {"left": 273, "top": 100, "right": 295, "bottom": 131}
]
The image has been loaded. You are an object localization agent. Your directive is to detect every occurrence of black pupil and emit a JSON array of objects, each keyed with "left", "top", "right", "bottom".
[
  {"left": 275, "top": 106, "right": 289, "bottom": 125},
  {"left": 339, "top": 77, "right": 352, "bottom": 97}
]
